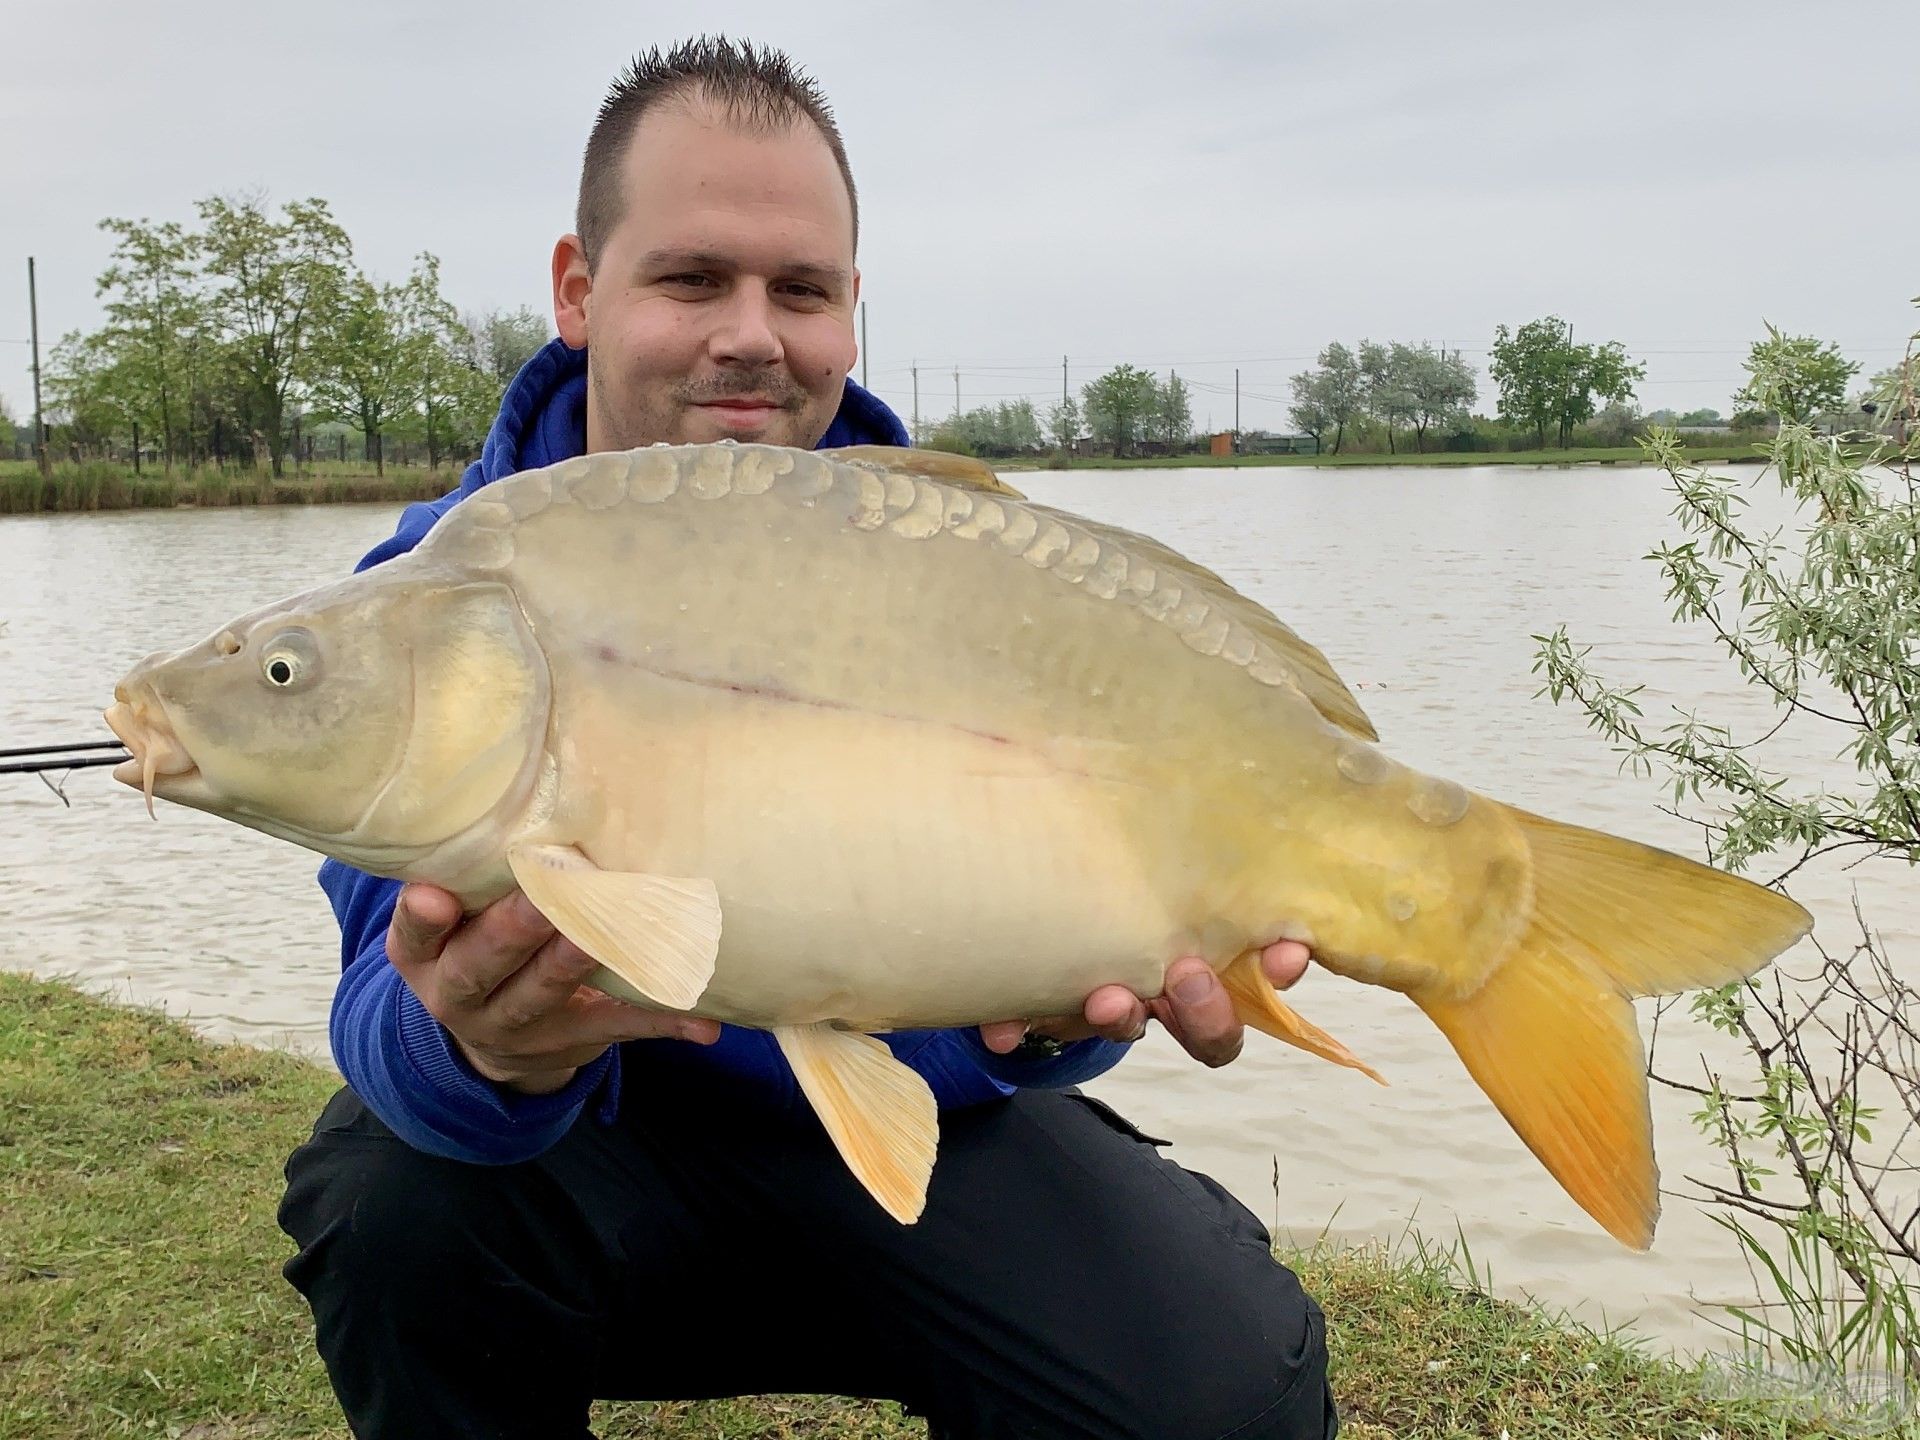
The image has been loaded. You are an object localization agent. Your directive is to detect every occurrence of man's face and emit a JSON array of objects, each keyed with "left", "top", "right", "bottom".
[{"left": 553, "top": 97, "right": 860, "bottom": 452}]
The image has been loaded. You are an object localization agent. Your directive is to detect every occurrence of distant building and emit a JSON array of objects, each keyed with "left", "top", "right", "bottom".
[{"left": 1227, "top": 430, "right": 1319, "bottom": 455}]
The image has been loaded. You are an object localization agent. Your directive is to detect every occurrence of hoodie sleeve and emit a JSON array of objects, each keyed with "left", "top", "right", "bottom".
[
  {"left": 319, "top": 859, "right": 620, "bottom": 1164},
  {"left": 884, "top": 1028, "right": 1130, "bottom": 1107}
]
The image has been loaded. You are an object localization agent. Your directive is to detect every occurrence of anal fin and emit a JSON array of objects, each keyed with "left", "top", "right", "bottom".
[
  {"left": 506, "top": 843, "right": 720, "bottom": 1010},
  {"left": 1221, "top": 952, "right": 1386, "bottom": 1085},
  {"left": 775, "top": 1023, "right": 939, "bottom": 1225}
]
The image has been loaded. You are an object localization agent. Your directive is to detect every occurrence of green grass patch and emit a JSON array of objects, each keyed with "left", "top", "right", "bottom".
[{"left": 0, "top": 972, "right": 1838, "bottom": 1438}]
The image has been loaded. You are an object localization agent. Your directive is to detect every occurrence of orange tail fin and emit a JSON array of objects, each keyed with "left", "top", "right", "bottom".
[{"left": 1414, "top": 805, "right": 1811, "bottom": 1250}]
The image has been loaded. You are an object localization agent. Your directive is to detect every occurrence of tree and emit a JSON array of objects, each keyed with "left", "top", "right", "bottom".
[
  {"left": 1397, "top": 344, "right": 1478, "bottom": 452},
  {"left": 1491, "top": 317, "right": 1644, "bottom": 448},
  {"left": 1287, "top": 342, "right": 1365, "bottom": 454},
  {"left": 196, "top": 194, "right": 353, "bottom": 475},
  {"left": 310, "top": 255, "right": 450, "bottom": 475},
  {"left": 92, "top": 216, "right": 202, "bottom": 470},
  {"left": 1490, "top": 318, "right": 1568, "bottom": 447},
  {"left": 1081, "top": 364, "right": 1158, "bottom": 457},
  {"left": 1859, "top": 353, "right": 1918, "bottom": 442},
  {"left": 460, "top": 305, "right": 550, "bottom": 385},
  {"left": 421, "top": 331, "right": 507, "bottom": 468},
  {"left": 1587, "top": 400, "right": 1642, "bottom": 446},
  {"left": 1734, "top": 326, "right": 1860, "bottom": 427},
  {"left": 932, "top": 400, "right": 1043, "bottom": 457},
  {"left": 1154, "top": 372, "right": 1193, "bottom": 448},
  {"left": 1046, "top": 394, "right": 1081, "bottom": 456},
  {"left": 1534, "top": 309, "right": 1920, "bottom": 1409},
  {"left": 1286, "top": 370, "right": 1334, "bottom": 451},
  {"left": 1359, "top": 340, "right": 1416, "bottom": 454},
  {"left": 1572, "top": 342, "right": 1643, "bottom": 446},
  {"left": 43, "top": 330, "right": 130, "bottom": 454}
]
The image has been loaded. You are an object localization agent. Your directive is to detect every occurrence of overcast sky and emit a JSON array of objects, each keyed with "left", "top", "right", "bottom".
[{"left": 4, "top": 0, "right": 1915, "bottom": 434}]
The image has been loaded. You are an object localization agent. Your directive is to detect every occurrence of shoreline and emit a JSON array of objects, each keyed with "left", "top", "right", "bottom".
[
  {"left": 0, "top": 969, "right": 1828, "bottom": 1439},
  {"left": 0, "top": 444, "right": 1769, "bottom": 516}
]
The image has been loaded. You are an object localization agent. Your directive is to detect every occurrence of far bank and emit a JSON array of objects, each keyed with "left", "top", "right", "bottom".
[
  {"left": 989, "top": 441, "right": 1769, "bottom": 471},
  {"left": 0, "top": 462, "right": 450, "bottom": 516},
  {"left": 1, "top": 443, "right": 1774, "bottom": 517}
]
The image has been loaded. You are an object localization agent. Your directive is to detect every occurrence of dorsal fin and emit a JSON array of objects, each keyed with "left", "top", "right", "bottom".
[
  {"left": 1029, "top": 504, "right": 1379, "bottom": 741},
  {"left": 820, "top": 445, "right": 1029, "bottom": 499}
]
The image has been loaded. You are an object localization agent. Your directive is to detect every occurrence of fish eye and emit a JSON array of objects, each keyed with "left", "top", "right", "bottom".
[{"left": 259, "top": 628, "right": 319, "bottom": 690}]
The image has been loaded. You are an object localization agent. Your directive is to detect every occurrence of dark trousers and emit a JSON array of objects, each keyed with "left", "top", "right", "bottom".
[{"left": 277, "top": 1059, "right": 1338, "bottom": 1440}]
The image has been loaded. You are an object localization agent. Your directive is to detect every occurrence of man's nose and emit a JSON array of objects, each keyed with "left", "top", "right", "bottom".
[{"left": 708, "top": 287, "right": 783, "bottom": 368}]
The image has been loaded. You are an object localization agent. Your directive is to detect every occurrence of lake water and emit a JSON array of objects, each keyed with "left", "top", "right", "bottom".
[{"left": 2, "top": 461, "right": 1911, "bottom": 1359}]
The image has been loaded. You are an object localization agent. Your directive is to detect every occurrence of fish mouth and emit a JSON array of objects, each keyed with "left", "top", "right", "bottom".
[{"left": 103, "top": 686, "right": 200, "bottom": 819}]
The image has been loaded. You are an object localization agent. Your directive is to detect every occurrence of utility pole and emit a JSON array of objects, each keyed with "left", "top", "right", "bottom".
[
  {"left": 1062, "top": 354, "right": 1068, "bottom": 407},
  {"left": 953, "top": 366, "right": 960, "bottom": 419},
  {"left": 859, "top": 301, "right": 868, "bottom": 389},
  {"left": 424, "top": 350, "right": 437, "bottom": 471},
  {"left": 911, "top": 362, "right": 919, "bottom": 443},
  {"left": 1562, "top": 323, "right": 1574, "bottom": 450},
  {"left": 28, "top": 256, "right": 47, "bottom": 477},
  {"left": 1234, "top": 367, "right": 1240, "bottom": 449}
]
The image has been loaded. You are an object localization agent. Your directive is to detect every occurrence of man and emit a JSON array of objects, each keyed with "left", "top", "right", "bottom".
[{"left": 279, "top": 36, "right": 1338, "bottom": 1440}]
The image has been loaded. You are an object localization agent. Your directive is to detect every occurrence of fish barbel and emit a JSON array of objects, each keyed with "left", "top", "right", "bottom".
[{"left": 103, "top": 442, "right": 1811, "bottom": 1246}]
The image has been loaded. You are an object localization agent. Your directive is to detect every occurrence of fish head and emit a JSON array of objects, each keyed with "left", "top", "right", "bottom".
[{"left": 103, "top": 572, "right": 549, "bottom": 868}]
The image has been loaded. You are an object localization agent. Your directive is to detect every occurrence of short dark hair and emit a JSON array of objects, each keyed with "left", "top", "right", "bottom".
[{"left": 576, "top": 35, "right": 859, "bottom": 270}]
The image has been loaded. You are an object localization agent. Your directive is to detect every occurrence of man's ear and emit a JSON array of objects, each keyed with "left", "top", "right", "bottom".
[
  {"left": 552, "top": 234, "right": 591, "bottom": 348},
  {"left": 848, "top": 267, "right": 862, "bottom": 372}
]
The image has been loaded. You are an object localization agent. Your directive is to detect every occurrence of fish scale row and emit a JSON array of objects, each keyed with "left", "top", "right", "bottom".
[{"left": 436, "top": 443, "right": 1310, "bottom": 701}]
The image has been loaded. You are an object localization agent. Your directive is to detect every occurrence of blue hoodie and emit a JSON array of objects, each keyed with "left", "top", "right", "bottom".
[{"left": 320, "top": 340, "right": 1128, "bottom": 1163}]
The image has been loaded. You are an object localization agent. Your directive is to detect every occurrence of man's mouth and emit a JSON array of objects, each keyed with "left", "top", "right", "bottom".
[
  {"left": 103, "top": 687, "right": 199, "bottom": 819},
  {"left": 693, "top": 397, "right": 795, "bottom": 430}
]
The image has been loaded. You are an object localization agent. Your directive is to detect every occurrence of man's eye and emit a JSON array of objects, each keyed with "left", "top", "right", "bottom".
[
  {"left": 780, "top": 284, "right": 828, "bottom": 302},
  {"left": 663, "top": 274, "right": 715, "bottom": 290}
]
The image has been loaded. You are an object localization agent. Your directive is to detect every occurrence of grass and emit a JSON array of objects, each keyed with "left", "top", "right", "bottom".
[
  {"left": 0, "top": 971, "right": 1854, "bottom": 1439},
  {"left": 991, "top": 442, "right": 1771, "bottom": 471},
  {"left": 0, "top": 460, "right": 452, "bottom": 515}
]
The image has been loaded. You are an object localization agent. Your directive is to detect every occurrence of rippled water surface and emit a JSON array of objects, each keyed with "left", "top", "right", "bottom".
[{"left": 3, "top": 462, "right": 1910, "bottom": 1357}]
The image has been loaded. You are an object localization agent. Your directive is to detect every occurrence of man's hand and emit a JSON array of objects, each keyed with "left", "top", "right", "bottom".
[
  {"left": 977, "top": 941, "right": 1311, "bottom": 1069},
  {"left": 385, "top": 884, "right": 720, "bottom": 1096}
]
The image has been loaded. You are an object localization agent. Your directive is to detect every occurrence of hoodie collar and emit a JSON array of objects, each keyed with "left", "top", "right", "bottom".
[{"left": 463, "top": 340, "right": 908, "bottom": 499}]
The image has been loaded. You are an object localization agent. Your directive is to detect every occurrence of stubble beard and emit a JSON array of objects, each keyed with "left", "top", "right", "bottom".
[{"left": 587, "top": 361, "right": 833, "bottom": 452}]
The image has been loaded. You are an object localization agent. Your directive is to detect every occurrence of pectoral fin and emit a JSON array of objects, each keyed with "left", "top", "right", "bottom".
[
  {"left": 506, "top": 843, "right": 720, "bottom": 1010},
  {"left": 775, "top": 1023, "right": 939, "bottom": 1224},
  {"left": 1221, "top": 951, "right": 1386, "bottom": 1085}
]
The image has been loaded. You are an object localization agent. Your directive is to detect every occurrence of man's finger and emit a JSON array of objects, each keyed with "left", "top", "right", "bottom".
[
  {"left": 1260, "top": 939, "right": 1311, "bottom": 991},
  {"left": 484, "top": 931, "right": 602, "bottom": 1032},
  {"left": 1161, "top": 957, "right": 1244, "bottom": 1067},
  {"left": 977, "top": 1019, "right": 1028, "bottom": 1054},
  {"left": 386, "top": 884, "right": 460, "bottom": 969},
  {"left": 1082, "top": 985, "right": 1148, "bottom": 1042},
  {"left": 571, "top": 990, "right": 721, "bottom": 1046},
  {"left": 434, "top": 891, "right": 559, "bottom": 1010},
  {"left": 469, "top": 889, "right": 558, "bottom": 956}
]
